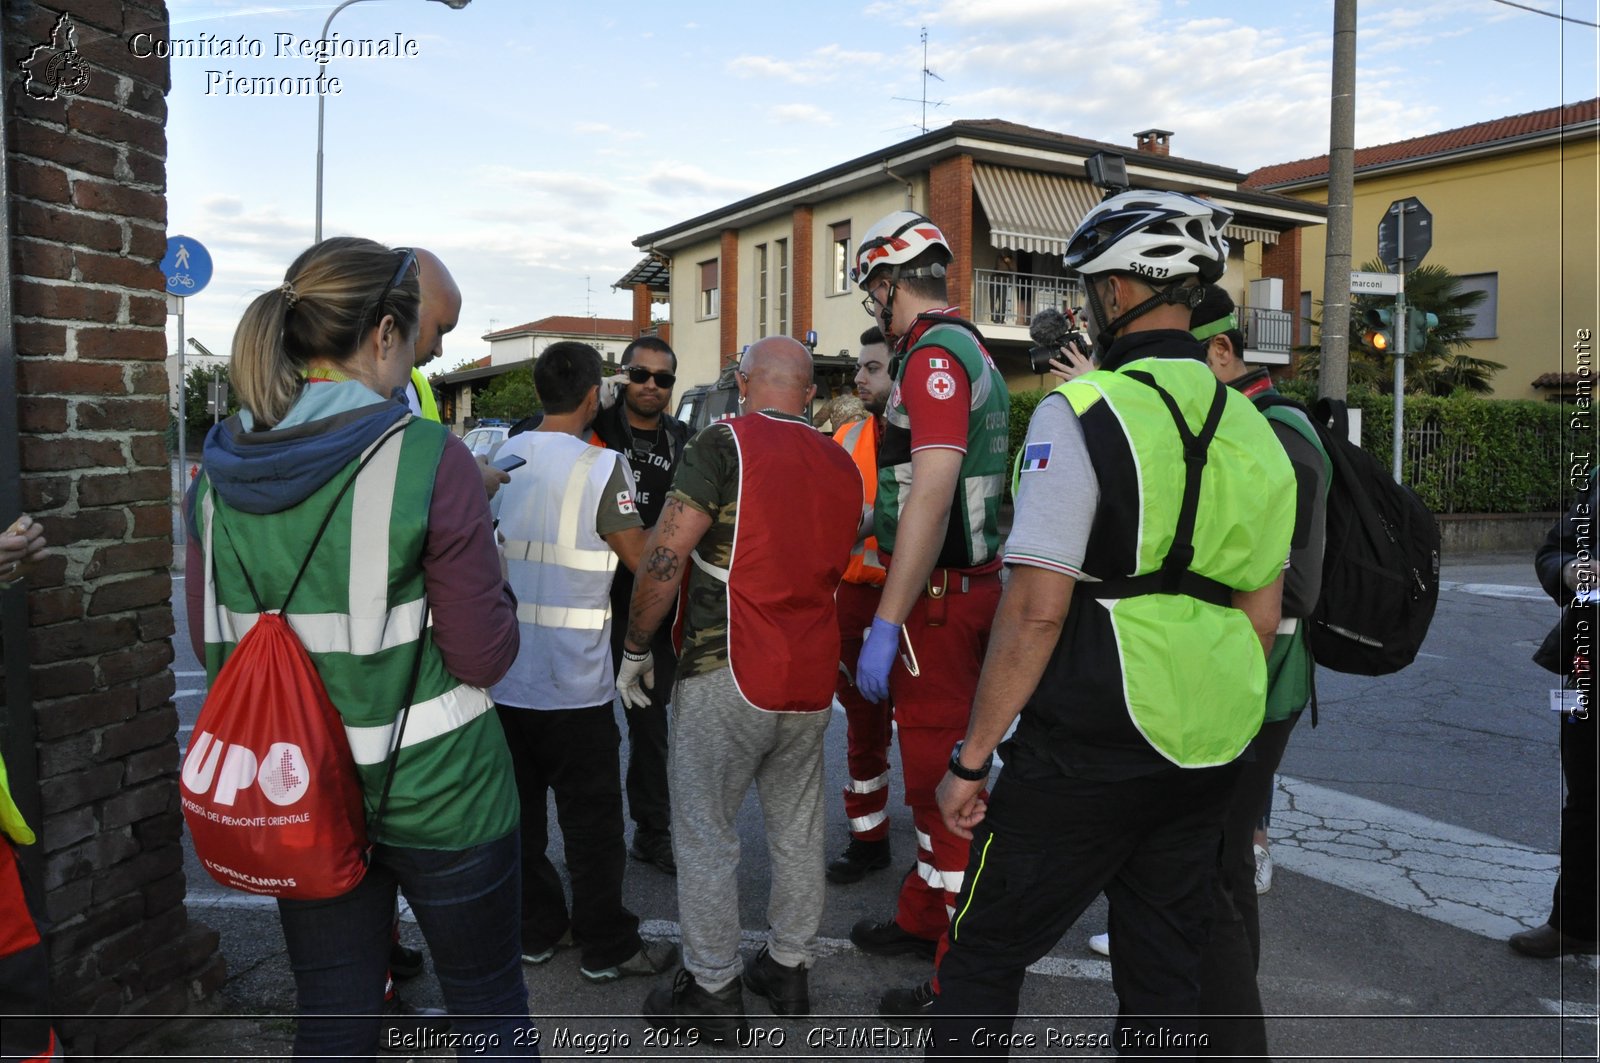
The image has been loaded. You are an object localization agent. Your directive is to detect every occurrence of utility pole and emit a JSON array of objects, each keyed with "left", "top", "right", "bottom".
[{"left": 1319, "top": 0, "right": 1357, "bottom": 401}]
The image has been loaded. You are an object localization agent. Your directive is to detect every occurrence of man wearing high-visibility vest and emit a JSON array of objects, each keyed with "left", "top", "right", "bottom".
[
  {"left": 928, "top": 188, "right": 1295, "bottom": 1055},
  {"left": 826, "top": 326, "right": 896, "bottom": 884}
]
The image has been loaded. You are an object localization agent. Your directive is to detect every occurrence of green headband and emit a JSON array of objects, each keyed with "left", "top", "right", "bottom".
[{"left": 1190, "top": 311, "right": 1238, "bottom": 342}]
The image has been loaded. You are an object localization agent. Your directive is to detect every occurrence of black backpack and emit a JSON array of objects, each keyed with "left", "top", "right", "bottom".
[{"left": 1256, "top": 395, "right": 1442, "bottom": 677}]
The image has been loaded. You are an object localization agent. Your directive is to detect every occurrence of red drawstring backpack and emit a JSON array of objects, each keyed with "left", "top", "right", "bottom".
[{"left": 182, "top": 424, "right": 421, "bottom": 899}]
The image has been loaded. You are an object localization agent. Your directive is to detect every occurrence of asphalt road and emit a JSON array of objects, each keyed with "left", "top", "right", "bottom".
[{"left": 154, "top": 551, "right": 1597, "bottom": 1062}]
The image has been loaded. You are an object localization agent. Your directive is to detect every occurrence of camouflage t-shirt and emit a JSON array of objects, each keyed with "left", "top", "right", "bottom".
[{"left": 666, "top": 417, "right": 748, "bottom": 679}]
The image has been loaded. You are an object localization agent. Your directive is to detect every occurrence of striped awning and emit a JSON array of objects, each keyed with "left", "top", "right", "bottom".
[
  {"left": 974, "top": 162, "right": 1281, "bottom": 251},
  {"left": 1224, "top": 222, "right": 1279, "bottom": 246},
  {"left": 972, "top": 164, "right": 1100, "bottom": 255}
]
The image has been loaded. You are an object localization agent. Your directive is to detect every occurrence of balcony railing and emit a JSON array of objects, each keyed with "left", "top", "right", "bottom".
[
  {"left": 972, "top": 269, "right": 1085, "bottom": 328},
  {"left": 1242, "top": 306, "right": 1293, "bottom": 355}
]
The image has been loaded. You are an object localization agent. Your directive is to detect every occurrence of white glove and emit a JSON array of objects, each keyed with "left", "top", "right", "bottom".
[
  {"left": 599, "top": 373, "right": 629, "bottom": 411},
  {"left": 617, "top": 648, "right": 655, "bottom": 709}
]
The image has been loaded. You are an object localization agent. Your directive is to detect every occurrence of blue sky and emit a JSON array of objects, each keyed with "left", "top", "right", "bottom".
[{"left": 159, "top": 0, "right": 1598, "bottom": 376}]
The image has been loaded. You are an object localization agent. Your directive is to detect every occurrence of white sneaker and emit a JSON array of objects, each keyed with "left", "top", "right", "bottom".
[
  {"left": 1088, "top": 932, "right": 1110, "bottom": 957},
  {"left": 1254, "top": 843, "right": 1274, "bottom": 895}
]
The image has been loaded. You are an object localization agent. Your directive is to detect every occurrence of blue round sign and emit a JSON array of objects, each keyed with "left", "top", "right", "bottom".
[{"left": 160, "top": 235, "right": 213, "bottom": 297}]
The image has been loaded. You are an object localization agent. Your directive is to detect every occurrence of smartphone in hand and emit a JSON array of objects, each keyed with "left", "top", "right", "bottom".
[{"left": 492, "top": 453, "right": 527, "bottom": 473}]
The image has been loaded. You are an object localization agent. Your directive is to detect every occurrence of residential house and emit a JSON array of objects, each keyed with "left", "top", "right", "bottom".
[
  {"left": 620, "top": 121, "right": 1327, "bottom": 397},
  {"left": 1246, "top": 99, "right": 1599, "bottom": 401},
  {"left": 429, "top": 315, "right": 633, "bottom": 429}
]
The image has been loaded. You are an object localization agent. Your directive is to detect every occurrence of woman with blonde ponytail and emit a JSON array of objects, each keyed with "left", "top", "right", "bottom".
[{"left": 184, "top": 238, "right": 533, "bottom": 1059}]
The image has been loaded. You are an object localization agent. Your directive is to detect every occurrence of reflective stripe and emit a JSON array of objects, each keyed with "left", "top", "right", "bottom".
[
  {"left": 214, "top": 597, "right": 428, "bottom": 655},
  {"left": 515, "top": 602, "right": 609, "bottom": 631},
  {"left": 1277, "top": 617, "right": 1299, "bottom": 636},
  {"left": 953, "top": 834, "right": 994, "bottom": 939},
  {"left": 963, "top": 474, "right": 1003, "bottom": 561},
  {"left": 691, "top": 549, "right": 730, "bottom": 583},
  {"left": 848, "top": 811, "right": 888, "bottom": 833},
  {"left": 915, "top": 828, "right": 933, "bottom": 852},
  {"left": 201, "top": 490, "right": 220, "bottom": 645},
  {"left": 500, "top": 539, "right": 614, "bottom": 572},
  {"left": 557, "top": 448, "right": 604, "bottom": 550},
  {"left": 847, "top": 771, "right": 890, "bottom": 795},
  {"left": 916, "top": 859, "right": 965, "bottom": 893},
  {"left": 349, "top": 424, "right": 404, "bottom": 627},
  {"left": 345, "top": 683, "right": 493, "bottom": 766}
]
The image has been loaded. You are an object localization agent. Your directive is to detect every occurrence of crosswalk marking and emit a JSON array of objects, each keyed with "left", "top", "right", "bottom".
[
  {"left": 1274, "top": 775, "right": 1555, "bottom": 942},
  {"left": 1439, "top": 580, "right": 1549, "bottom": 602}
]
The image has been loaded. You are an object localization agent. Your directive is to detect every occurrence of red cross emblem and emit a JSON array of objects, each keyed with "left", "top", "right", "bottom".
[{"left": 927, "top": 370, "right": 956, "bottom": 401}]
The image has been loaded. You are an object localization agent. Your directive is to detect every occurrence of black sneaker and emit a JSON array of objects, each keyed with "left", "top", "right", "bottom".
[
  {"left": 379, "top": 992, "right": 449, "bottom": 1053},
  {"left": 878, "top": 979, "right": 936, "bottom": 1020},
  {"left": 643, "top": 968, "right": 748, "bottom": 1046},
  {"left": 849, "top": 918, "right": 938, "bottom": 960},
  {"left": 742, "top": 945, "right": 809, "bottom": 1016},
  {"left": 388, "top": 942, "right": 424, "bottom": 981},
  {"left": 630, "top": 829, "right": 678, "bottom": 875},
  {"left": 826, "top": 837, "right": 891, "bottom": 884}
]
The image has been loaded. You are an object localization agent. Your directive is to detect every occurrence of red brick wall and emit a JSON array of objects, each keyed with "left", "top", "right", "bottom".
[
  {"left": 929, "top": 155, "right": 974, "bottom": 313},
  {"left": 792, "top": 205, "right": 813, "bottom": 341},
  {"left": 1261, "top": 227, "right": 1304, "bottom": 373},
  {"left": 631, "top": 283, "right": 652, "bottom": 336},
  {"left": 4, "top": 2, "right": 222, "bottom": 1054},
  {"left": 719, "top": 229, "right": 738, "bottom": 365}
]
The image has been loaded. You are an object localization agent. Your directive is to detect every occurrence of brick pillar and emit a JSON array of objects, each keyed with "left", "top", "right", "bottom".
[
  {"left": 631, "top": 283, "right": 652, "bottom": 336},
  {"left": 792, "top": 205, "right": 813, "bottom": 341},
  {"left": 5, "top": 2, "right": 223, "bottom": 1055},
  {"left": 929, "top": 155, "right": 974, "bottom": 315},
  {"left": 1261, "top": 227, "right": 1304, "bottom": 374},
  {"left": 719, "top": 228, "right": 739, "bottom": 366}
]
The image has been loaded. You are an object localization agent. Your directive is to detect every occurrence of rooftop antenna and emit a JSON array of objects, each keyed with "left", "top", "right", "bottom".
[
  {"left": 584, "top": 274, "right": 596, "bottom": 321},
  {"left": 891, "top": 26, "right": 945, "bottom": 134}
]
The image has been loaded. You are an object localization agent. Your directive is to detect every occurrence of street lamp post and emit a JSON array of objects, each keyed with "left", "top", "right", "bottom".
[{"left": 314, "top": 0, "right": 471, "bottom": 242}]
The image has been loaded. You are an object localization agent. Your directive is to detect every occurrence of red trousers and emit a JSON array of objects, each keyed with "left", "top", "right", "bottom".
[
  {"left": 836, "top": 580, "right": 893, "bottom": 841},
  {"left": 887, "top": 567, "right": 1001, "bottom": 964}
]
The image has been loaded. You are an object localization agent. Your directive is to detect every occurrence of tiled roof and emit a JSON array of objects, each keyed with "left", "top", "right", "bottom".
[
  {"left": 1245, "top": 98, "right": 1599, "bottom": 189},
  {"left": 484, "top": 316, "right": 634, "bottom": 341},
  {"left": 1532, "top": 371, "right": 1586, "bottom": 388}
]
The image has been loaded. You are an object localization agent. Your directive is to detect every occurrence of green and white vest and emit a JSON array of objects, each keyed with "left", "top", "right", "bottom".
[{"left": 197, "top": 418, "right": 517, "bottom": 849}]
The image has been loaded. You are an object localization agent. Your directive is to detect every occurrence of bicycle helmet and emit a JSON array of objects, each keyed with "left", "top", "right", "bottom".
[
  {"left": 854, "top": 211, "right": 950, "bottom": 289},
  {"left": 1063, "top": 189, "right": 1231, "bottom": 285}
]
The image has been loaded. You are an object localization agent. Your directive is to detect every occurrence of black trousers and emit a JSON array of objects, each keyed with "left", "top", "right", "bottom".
[
  {"left": 1552, "top": 704, "right": 1599, "bottom": 939},
  {"left": 496, "top": 703, "right": 641, "bottom": 970},
  {"left": 1196, "top": 713, "right": 1299, "bottom": 1060},
  {"left": 610, "top": 568, "right": 676, "bottom": 837},
  {"left": 930, "top": 759, "right": 1238, "bottom": 1061}
]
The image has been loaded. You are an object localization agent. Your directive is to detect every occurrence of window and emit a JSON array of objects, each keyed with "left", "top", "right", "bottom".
[
  {"left": 776, "top": 239, "right": 790, "bottom": 335},
  {"left": 1455, "top": 272, "right": 1498, "bottom": 339},
  {"left": 831, "top": 222, "right": 852, "bottom": 294},
  {"left": 1299, "top": 291, "right": 1313, "bottom": 348},
  {"left": 755, "top": 244, "right": 769, "bottom": 338},
  {"left": 699, "top": 259, "right": 719, "bottom": 319}
]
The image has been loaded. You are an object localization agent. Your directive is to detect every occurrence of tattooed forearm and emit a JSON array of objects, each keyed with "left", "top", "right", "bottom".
[
  {"left": 656, "top": 498, "right": 685, "bottom": 541},
  {"left": 625, "top": 622, "right": 654, "bottom": 651},
  {"left": 645, "top": 546, "right": 680, "bottom": 582}
]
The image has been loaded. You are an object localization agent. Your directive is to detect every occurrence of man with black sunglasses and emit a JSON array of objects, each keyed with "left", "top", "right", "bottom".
[{"left": 595, "top": 337, "right": 690, "bottom": 875}]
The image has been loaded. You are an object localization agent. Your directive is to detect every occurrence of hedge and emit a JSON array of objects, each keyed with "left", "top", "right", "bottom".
[{"left": 1006, "top": 379, "right": 1582, "bottom": 514}]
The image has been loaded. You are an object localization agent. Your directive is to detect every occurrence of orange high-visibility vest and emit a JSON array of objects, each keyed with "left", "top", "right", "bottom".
[{"left": 832, "top": 417, "right": 885, "bottom": 587}]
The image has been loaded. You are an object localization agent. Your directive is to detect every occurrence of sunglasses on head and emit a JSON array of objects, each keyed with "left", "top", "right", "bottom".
[
  {"left": 625, "top": 366, "right": 676, "bottom": 389},
  {"left": 368, "top": 247, "right": 417, "bottom": 332}
]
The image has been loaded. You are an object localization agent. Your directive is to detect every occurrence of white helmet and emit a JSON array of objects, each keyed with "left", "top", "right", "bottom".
[
  {"left": 854, "top": 211, "right": 950, "bottom": 289},
  {"left": 1063, "top": 190, "right": 1232, "bottom": 285}
]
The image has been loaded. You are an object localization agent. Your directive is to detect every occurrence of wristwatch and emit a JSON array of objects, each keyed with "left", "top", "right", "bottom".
[{"left": 947, "top": 740, "right": 992, "bottom": 782}]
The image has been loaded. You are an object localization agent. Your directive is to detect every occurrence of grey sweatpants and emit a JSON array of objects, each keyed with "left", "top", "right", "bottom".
[{"left": 669, "top": 666, "right": 831, "bottom": 991}]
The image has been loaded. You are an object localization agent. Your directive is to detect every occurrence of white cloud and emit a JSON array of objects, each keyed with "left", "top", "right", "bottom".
[
  {"left": 728, "top": 43, "right": 887, "bottom": 85},
  {"left": 772, "top": 103, "right": 835, "bottom": 126}
]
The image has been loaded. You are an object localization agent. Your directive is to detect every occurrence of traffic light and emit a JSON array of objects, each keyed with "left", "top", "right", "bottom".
[
  {"left": 1406, "top": 308, "right": 1439, "bottom": 353},
  {"left": 1362, "top": 307, "right": 1395, "bottom": 353}
]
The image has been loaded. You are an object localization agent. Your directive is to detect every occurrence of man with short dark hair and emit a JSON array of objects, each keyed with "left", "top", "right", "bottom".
[
  {"left": 826, "top": 326, "right": 897, "bottom": 884},
  {"left": 596, "top": 336, "right": 691, "bottom": 875},
  {"left": 491, "top": 340, "right": 677, "bottom": 986}
]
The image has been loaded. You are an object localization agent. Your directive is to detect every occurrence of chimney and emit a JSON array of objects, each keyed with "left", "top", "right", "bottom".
[{"left": 1134, "top": 128, "right": 1173, "bottom": 156}]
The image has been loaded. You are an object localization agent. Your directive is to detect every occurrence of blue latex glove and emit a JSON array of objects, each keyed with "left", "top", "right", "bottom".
[{"left": 855, "top": 616, "right": 902, "bottom": 704}]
